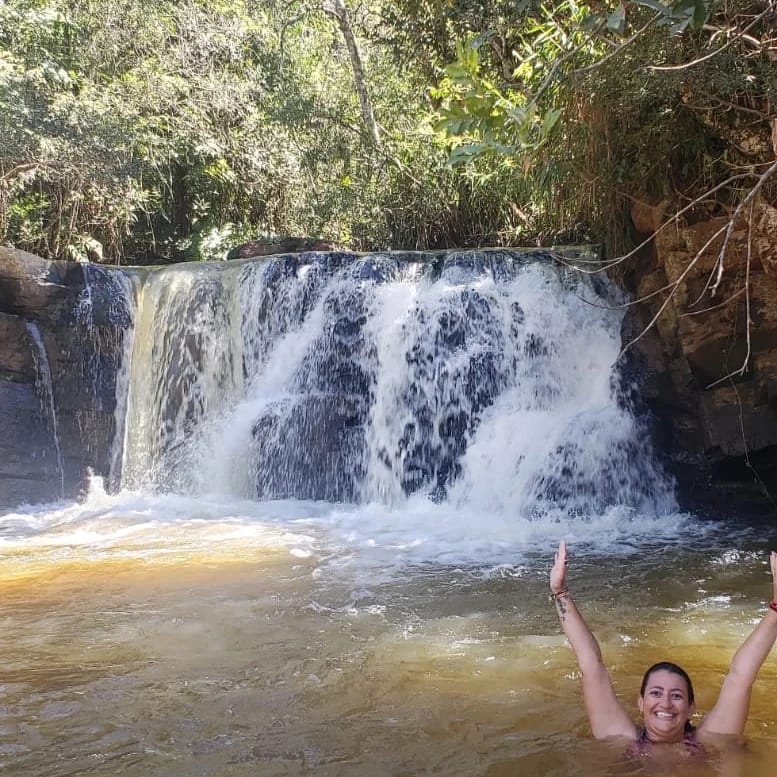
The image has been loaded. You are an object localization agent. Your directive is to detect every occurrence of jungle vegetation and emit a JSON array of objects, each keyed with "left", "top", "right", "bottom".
[{"left": 0, "top": 0, "right": 774, "bottom": 264}]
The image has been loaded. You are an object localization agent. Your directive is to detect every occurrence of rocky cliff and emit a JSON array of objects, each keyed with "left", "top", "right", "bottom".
[
  {"left": 0, "top": 247, "right": 137, "bottom": 507},
  {"left": 5, "top": 233, "right": 777, "bottom": 515},
  {"left": 624, "top": 200, "right": 777, "bottom": 516}
]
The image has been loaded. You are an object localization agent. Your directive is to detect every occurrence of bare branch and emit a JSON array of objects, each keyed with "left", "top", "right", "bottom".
[
  {"left": 0, "top": 163, "right": 41, "bottom": 183},
  {"left": 554, "top": 172, "right": 753, "bottom": 275},
  {"left": 705, "top": 200, "right": 756, "bottom": 388},
  {"left": 529, "top": 31, "right": 600, "bottom": 108},
  {"left": 743, "top": 200, "right": 754, "bottom": 374},
  {"left": 648, "top": 6, "right": 774, "bottom": 72},
  {"left": 710, "top": 157, "right": 777, "bottom": 295},
  {"left": 561, "top": 160, "right": 776, "bottom": 356},
  {"left": 687, "top": 236, "right": 731, "bottom": 309},
  {"left": 574, "top": 13, "right": 662, "bottom": 76},
  {"left": 682, "top": 97, "right": 770, "bottom": 119},
  {"left": 616, "top": 221, "right": 731, "bottom": 359},
  {"left": 679, "top": 286, "right": 746, "bottom": 317},
  {"left": 279, "top": 12, "right": 313, "bottom": 74}
]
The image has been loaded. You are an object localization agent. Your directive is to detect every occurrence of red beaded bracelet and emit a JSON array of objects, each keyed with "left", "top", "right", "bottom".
[{"left": 769, "top": 601, "right": 777, "bottom": 614}]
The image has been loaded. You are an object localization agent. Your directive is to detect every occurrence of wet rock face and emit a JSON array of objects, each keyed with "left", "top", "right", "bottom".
[
  {"left": 0, "top": 247, "right": 135, "bottom": 507},
  {"left": 250, "top": 276, "right": 372, "bottom": 502},
  {"left": 251, "top": 395, "right": 366, "bottom": 502},
  {"left": 0, "top": 312, "right": 62, "bottom": 505},
  {"left": 623, "top": 204, "right": 777, "bottom": 515},
  {"left": 10, "top": 234, "right": 777, "bottom": 514}
]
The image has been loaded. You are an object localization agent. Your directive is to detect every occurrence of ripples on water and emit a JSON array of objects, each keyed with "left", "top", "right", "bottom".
[{"left": 1, "top": 484, "right": 777, "bottom": 777}]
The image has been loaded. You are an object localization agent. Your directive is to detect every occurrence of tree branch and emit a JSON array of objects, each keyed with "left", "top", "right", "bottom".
[
  {"left": 648, "top": 6, "right": 774, "bottom": 71},
  {"left": 705, "top": 200, "right": 757, "bottom": 388},
  {"left": 710, "top": 157, "right": 777, "bottom": 296},
  {"left": 553, "top": 172, "right": 753, "bottom": 276},
  {"left": 574, "top": 13, "right": 662, "bottom": 76},
  {"left": 324, "top": 0, "right": 381, "bottom": 147},
  {"left": 616, "top": 221, "right": 731, "bottom": 360},
  {"left": 679, "top": 286, "right": 746, "bottom": 316}
]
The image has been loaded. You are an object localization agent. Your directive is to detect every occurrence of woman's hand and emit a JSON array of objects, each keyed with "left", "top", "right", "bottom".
[
  {"left": 770, "top": 551, "right": 777, "bottom": 602},
  {"left": 550, "top": 538, "right": 569, "bottom": 594}
]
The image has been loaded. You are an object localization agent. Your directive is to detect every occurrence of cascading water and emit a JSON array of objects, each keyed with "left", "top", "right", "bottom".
[
  {"left": 24, "top": 321, "right": 65, "bottom": 497},
  {"left": 75, "top": 263, "right": 139, "bottom": 490},
  {"left": 120, "top": 249, "right": 674, "bottom": 519}
]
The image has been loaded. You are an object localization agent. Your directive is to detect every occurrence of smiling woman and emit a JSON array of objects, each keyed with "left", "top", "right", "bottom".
[
  {"left": 636, "top": 662, "right": 702, "bottom": 754},
  {"left": 550, "top": 541, "right": 777, "bottom": 751}
]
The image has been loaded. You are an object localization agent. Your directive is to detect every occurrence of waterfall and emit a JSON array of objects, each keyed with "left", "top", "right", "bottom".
[
  {"left": 121, "top": 263, "right": 245, "bottom": 491},
  {"left": 75, "top": 264, "right": 139, "bottom": 490},
  {"left": 118, "top": 250, "right": 675, "bottom": 518},
  {"left": 25, "top": 322, "right": 65, "bottom": 497}
]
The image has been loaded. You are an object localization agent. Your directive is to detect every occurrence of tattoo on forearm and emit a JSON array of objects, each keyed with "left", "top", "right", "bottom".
[{"left": 556, "top": 597, "right": 567, "bottom": 622}]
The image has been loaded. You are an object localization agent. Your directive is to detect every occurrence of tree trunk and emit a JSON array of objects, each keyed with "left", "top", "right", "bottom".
[{"left": 327, "top": 0, "right": 381, "bottom": 148}]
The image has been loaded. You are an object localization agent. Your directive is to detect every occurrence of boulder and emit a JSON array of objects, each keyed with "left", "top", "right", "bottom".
[{"left": 0, "top": 247, "right": 135, "bottom": 507}]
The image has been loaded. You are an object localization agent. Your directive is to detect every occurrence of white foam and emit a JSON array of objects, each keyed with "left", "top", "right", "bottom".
[
  {"left": 114, "top": 254, "right": 674, "bottom": 517},
  {"left": 0, "top": 478, "right": 717, "bottom": 585}
]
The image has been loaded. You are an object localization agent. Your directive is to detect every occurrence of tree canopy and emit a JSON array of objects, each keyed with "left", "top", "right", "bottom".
[{"left": 0, "top": 0, "right": 774, "bottom": 263}]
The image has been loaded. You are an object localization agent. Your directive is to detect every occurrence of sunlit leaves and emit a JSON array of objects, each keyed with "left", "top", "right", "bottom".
[
  {"left": 431, "top": 0, "right": 716, "bottom": 171},
  {"left": 432, "top": 0, "right": 599, "bottom": 166},
  {"left": 634, "top": 0, "right": 713, "bottom": 32}
]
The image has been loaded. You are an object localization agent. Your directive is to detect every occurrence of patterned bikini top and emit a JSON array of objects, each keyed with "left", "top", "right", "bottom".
[{"left": 631, "top": 724, "right": 705, "bottom": 756}]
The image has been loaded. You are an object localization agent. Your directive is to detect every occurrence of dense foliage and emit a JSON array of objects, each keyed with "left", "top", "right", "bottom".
[
  {"left": 0, "top": 0, "right": 774, "bottom": 263},
  {"left": 430, "top": 0, "right": 777, "bottom": 252}
]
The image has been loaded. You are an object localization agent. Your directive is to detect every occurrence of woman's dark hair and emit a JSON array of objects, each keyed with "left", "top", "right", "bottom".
[{"left": 640, "top": 661, "right": 695, "bottom": 704}]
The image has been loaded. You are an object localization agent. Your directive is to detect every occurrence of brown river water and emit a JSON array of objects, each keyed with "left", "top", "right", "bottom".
[{"left": 2, "top": 489, "right": 777, "bottom": 777}]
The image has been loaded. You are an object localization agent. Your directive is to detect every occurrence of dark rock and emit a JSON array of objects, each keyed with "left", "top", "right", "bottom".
[
  {"left": 0, "top": 247, "right": 135, "bottom": 507},
  {"left": 699, "top": 383, "right": 777, "bottom": 456},
  {"left": 0, "top": 379, "right": 62, "bottom": 504},
  {"left": 0, "top": 312, "right": 35, "bottom": 381},
  {"left": 621, "top": 208, "right": 777, "bottom": 512},
  {"left": 251, "top": 394, "right": 365, "bottom": 501}
]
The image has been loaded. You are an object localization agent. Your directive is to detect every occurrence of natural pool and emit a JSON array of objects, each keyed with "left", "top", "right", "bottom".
[
  {"left": 6, "top": 250, "right": 777, "bottom": 775},
  {"left": 2, "top": 488, "right": 777, "bottom": 777}
]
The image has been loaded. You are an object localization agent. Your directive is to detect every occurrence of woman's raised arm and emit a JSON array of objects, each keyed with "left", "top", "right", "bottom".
[
  {"left": 698, "top": 550, "right": 777, "bottom": 738},
  {"left": 550, "top": 539, "right": 636, "bottom": 740}
]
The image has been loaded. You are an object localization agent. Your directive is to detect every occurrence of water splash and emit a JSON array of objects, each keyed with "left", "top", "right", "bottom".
[
  {"left": 75, "top": 264, "right": 139, "bottom": 490},
  {"left": 119, "top": 250, "right": 675, "bottom": 519}
]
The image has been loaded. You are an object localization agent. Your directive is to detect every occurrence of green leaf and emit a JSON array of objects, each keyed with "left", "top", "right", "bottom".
[
  {"left": 606, "top": 4, "right": 626, "bottom": 34},
  {"left": 449, "top": 143, "right": 486, "bottom": 165},
  {"left": 540, "top": 107, "right": 562, "bottom": 139}
]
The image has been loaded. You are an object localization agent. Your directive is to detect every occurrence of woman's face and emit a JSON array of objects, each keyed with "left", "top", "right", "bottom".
[{"left": 638, "top": 668, "right": 695, "bottom": 743}]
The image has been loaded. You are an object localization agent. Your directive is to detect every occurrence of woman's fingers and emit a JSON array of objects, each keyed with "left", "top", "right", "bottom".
[{"left": 550, "top": 540, "right": 569, "bottom": 592}]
